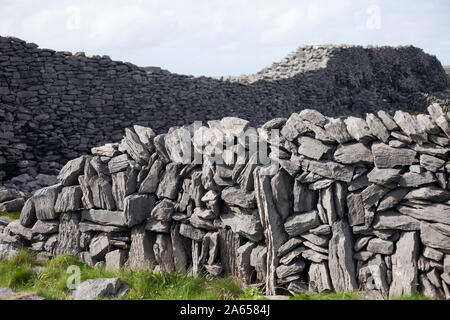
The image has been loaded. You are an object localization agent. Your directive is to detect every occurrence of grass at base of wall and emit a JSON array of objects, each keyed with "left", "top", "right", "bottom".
[
  {"left": 0, "top": 211, "right": 20, "bottom": 222},
  {"left": 0, "top": 249, "right": 264, "bottom": 300},
  {"left": 290, "top": 291, "right": 363, "bottom": 300},
  {"left": 0, "top": 249, "right": 442, "bottom": 300}
]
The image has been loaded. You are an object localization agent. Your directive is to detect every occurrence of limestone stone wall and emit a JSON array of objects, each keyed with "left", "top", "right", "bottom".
[
  {"left": 1, "top": 36, "right": 449, "bottom": 179},
  {"left": 2, "top": 104, "right": 450, "bottom": 299}
]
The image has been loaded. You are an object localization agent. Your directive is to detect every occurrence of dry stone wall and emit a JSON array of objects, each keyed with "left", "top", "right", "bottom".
[
  {"left": 2, "top": 103, "right": 450, "bottom": 299},
  {"left": 1, "top": 36, "right": 449, "bottom": 179}
]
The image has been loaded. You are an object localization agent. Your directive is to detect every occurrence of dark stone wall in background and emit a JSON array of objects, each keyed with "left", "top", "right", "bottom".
[{"left": 0, "top": 36, "right": 448, "bottom": 179}]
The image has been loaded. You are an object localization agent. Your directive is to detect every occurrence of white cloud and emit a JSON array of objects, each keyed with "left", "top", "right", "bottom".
[{"left": 0, "top": 0, "right": 448, "bottom": 76}]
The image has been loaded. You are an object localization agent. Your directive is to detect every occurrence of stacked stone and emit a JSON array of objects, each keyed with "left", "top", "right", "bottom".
[
  {"left": 260, "top": 104, "right": 450, "bottom": 299},
  {"left": 1, "top": 103, "right": 450, "bottom": 299},
  {"left": 1, "top": 36, "right": 449, "bottom": 180},
  {"left": 0, "top": 187, "right": 25, "bottom": 213}
]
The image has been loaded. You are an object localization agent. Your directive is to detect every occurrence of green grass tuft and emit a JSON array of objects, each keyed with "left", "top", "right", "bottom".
[
  {"left": 0, "top": 249, "right": 260, "bottom": 300},
  {"left": 2, "top": 249, "right": 444, "bottom": 300},
  {"left": 0, "top": 211, "right": 21, "bottom": 222},
  {"left": 290, "top": 291, "right": 362, "bottom": 300}
]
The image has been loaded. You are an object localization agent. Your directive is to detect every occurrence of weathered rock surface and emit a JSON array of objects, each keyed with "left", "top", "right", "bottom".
[
  {"left": 389, "top": 232, "right": 419, "bottom": 297},
  {"left": 328, "top": 220, "right": 357, "bottom": 292},
  {"left": 72, "top": 278, "right": 129, "bottom": 300}
]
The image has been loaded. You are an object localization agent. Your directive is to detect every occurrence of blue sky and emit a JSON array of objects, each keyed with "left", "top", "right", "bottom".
[{"left": 0, "top": 0, "right": 449, "bottom": 76}]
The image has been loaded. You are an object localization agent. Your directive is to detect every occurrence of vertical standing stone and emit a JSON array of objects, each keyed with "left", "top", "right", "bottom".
[
  {"left": 153, "top": 234, "right": 175, "bottom": 274},
  {"left": 308, "top": 262, "right": 333, "bottom": 292},
  {"left": 128, "top": 223, "right": 157, "bottom": 271},
  {"left": 218, "top": 229, "right": 240, "bottom": 277},
  {"left": 191, "top": 240, "right": 202, "bottom": 277},
  {"left": 53, "top": 212, "right": 81, "bottom": 256},
  {"left": 328, "top": 219, "right": 357, "bottom": 292},
  {"left": 389, "top": 231, "right": 419, "bottom": 298},
  {"left": 171, "top": 223, "right": 188, "bottom": 271},
  {"left": 237, "top": 241, "right": 257, "bottom": 284},
  {"left": 254, "top": 166, "right": 289, "bottom": 295}
]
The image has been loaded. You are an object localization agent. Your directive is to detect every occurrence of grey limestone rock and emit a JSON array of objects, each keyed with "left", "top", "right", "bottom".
[
  {"left": 0, "top": 198, "right": 24, "bottom": 213},
  {"left": 5, "top": 220, "right": 33, "bottom": 241},
  {"left": 120, "top": 128, "right": 151, "bottom": 165},
  {"left": 420, "top": 154, "right": 445, "bottom": 172},
  {"left": 293, "top": 179, "right": 317, "bottom": 213},
  {"left": 171, "top": 223, "right": 189, "bottom": 271},
  {"left": 108, "top": 154, "right": 130, "bottom": 174},
  {"left": 19, "top": 198, "right": 36, "bottom": 227},
  {"left": 57, "top": 156, "right": 88, "bottom": 186},
  {"left": 397, "top": 202, "right": 450, "bottom": 225},
  {"left": 423, "top": 246, "right": 444, "bottom": 262},
  {"left": 236, "top": 241, "right": 256, "bottom": 284},
  {"left": 276, "top": 259, "right": 306, "bottom": 279},
  {"left": 73, "top": 278, "right": 129, "bottom": 300},
  {"left": 31, "top": 220, "right": 59, "bottom": 234},
  {"left": 151, "top": 199, "right": 175, "bottom": 222},
  {"left": 328, "top": 220, "right": 357, "bottom": 292},
  {"left": 367, "top": 168, "right": 401, "bottom": 185},
  {"left": 54, "top": 186, "right": 83, "bottom": 213},
  {"left": 91, "top": 143, "right": 119, "bottom": 158},
  {"left": 220, "top": 207, "right": 263, "bottom": 242},
  {"left": 145, "top": 219, "right": 170, "bottom": 233},
  {"left": 366, "top": 113, "right": 390, "bottom": 143},
  {"left": 420, "top": 222, "right": 450, "bottom": 253},
  {"left": 360, "top": 184, "right": 389, "bottom": 210},
  {"left": 389, "top": 232, "right": 419, "bottom": 297},
  {"left": 54, "top": 212, "right": 81, "bottom": 256},
  {"left": 398, "top": 171, "right": 436, "bottom": 187},
  {"left": 284, "top": 211, "right": 320, "bottom": 237},
  {"left": 179, "top": 223, "right": 205, "bottom": 242},
  {"left": 377, "top": 110, "right": 399, "bottom": 131},
  {"left": 333, "top": 142, "right": 373, "bottom": 165},
  {"left": 405, "top": 186, "right": 450, "bottom": 202},
  {"left": 307, "top": 160, "right": 354, "bottom": 183},
  {"left": 299, "top": 109, "right": 327, "bottom": 127},
  {"left": 372, "top": 211, "right": 420, "bottom": 231},
  {"left": 428, "top": 103, "right": 450, "bottom": 139},
  {"left": 308, "top": 262, "right": 333, "bottom": 292},
  {"left": 112, "top": 169, "right": 138, "bottom": 211},
  {"left": 89, "top": 235, "right": 110, "bottom": 260},
  {"left": 297, "top": 136, "right": 330, "bottom": 160},
  {"left": 371, "top": 143, "right": 417, "bottom": 168},
  {"left": 0, "top": 188, "right": 21, "bottom": 203},
  {"left": 324, "top": 118, "right": 353, "bottom": 144},
  {"left": 393, "top": 111, "right": 427, "bottom": 144},
  {"left": 105, "top": 249, "right": 126, "bottom": 271},
  {"left": 221, "top": 186, "right": 256, "bottom": 209},
  {"left": 133, "top": 125, "right": 156, "bottom": 152},
  {"left": 81, "top": 209, "right": 127, "bottom": 227},
  {"left": 271, "top": 169, "right": 293, "bottom": 222},
  {"left": 250, "top": 245, "right": 267, "bottom": 282},
  {"left": 124, "top": 194, "right": 155, "bottom": 227},
  {"left": 280, "top": 113, "right": 309, "bottom": 141},
  {"left": 139, "top": 159, "right": 164, "bottom": 194},
  {"left": 153, "top": 233, "right": 175, "bottom": 274},
  {"left": 344, "top": 116, "right": 373, "bottom": 142},
  {"left": 32, "top": 184, "right": 62, "bottom": 220},
  {"left": 156, "top": 163, "right": 183, "bottom": 200},
  {"left": 377, "top": 188, "right": 409, "bottom": 211},
  {"left": 277, "top": 237, "right": 304, "bottom": 257},
  {"left": 366, "top": 238, "right": 394, "bottom": 255}
]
